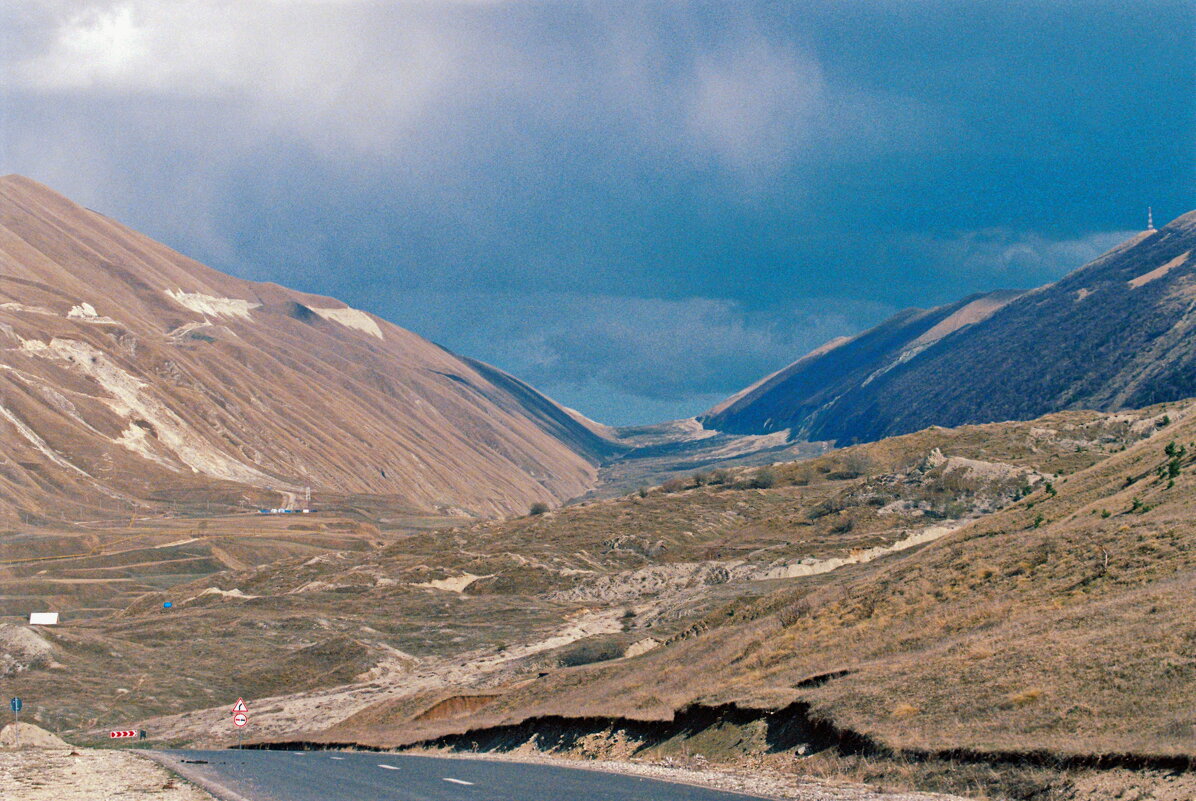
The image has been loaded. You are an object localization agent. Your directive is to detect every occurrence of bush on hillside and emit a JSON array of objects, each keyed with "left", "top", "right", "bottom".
[{"left": 748, "top": 467, "right": 777, "bottom": 489}]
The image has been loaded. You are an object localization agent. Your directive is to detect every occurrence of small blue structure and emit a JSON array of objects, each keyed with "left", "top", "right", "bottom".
[{"left": 163, "top": 601, "right": 173, "bottom": 609}]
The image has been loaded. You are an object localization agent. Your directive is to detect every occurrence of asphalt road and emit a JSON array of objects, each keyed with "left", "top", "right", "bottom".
[{"left": 153, "top": 749, "right": 776, "bottom": 801}]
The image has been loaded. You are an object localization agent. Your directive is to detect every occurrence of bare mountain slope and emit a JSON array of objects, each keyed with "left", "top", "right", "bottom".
[
  {"left": 704, "top": 212, "right": 1196, "bottom": 444},
  {"left": 0, "top": 175, "right": 618, "bottom": 520},
  {"left": 699, "top": 290, "right": 1025, "bottom": 439}
]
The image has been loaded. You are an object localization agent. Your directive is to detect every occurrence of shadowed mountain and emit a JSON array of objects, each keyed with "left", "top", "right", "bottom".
[
  {"left": 703, "top": 211, "right": 1196, "bottom": 444},
  {"left": 0, "top": 175, "right": 619, "bottom": 521}
]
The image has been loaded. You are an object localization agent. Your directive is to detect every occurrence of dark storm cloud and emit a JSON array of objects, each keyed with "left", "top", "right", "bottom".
[
  {"left": 2, "top": 0, "right": 1192, "bottom": 424},
  {"left": 388, "top": 290, "right": 894, "bottom": 408}
]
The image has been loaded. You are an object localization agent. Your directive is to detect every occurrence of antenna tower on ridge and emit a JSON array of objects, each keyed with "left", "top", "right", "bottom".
[{"left": 1148, "top": 207, "right": 1155, "bottom": 230}]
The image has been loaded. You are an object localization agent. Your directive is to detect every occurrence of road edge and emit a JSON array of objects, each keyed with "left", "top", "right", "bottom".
[
  {"left": 395, "top": 749, "right": 835, "bottom": 801},
  {"left": 401, "top": 749, "right": 966, "bottom": 800},
  {"left": 430, "top": 751, "right": 790, "bottom": 800},
  {"left": 137, "top": 750, "right": 257, "bottom": 801}
]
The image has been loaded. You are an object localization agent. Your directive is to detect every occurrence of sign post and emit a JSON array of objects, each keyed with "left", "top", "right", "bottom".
[
  {"left": 10, "top": 698, "right": 21, "bottom": 749},
  {"left": 232, "top": 698, "right": 248, "bottom": 750}
]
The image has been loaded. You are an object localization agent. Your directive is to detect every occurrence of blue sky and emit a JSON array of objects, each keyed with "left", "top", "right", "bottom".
[{"left": 2, "top": 1, "right": 1193, "bottom": 424}]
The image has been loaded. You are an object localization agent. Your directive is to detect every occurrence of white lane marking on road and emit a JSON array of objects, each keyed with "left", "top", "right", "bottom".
[
  {"left": 330, "top": 756, "right": 345, "bottom": 760},
  {"left": 443, "top": 778, "right": 475, "bottom": 785},
  {"left": 378, "top": 764, "right": 400, "bottom": 770}
]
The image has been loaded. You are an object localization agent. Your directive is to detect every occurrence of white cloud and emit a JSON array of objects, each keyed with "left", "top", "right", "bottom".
[
  {"left": 686, "top": 39, "right": 825, "bottom": 173},
  {"left": 917, "top": 228, "right": 1140, "bottom": 286},
  {"left": 6, "top": 1, "right": 489, "bottom": 154},
  {"left": 13, "top": 3, "right": 238, "bottom": 93},
  {"left": 29, "top": 5, "right": 144, "bottom": 88},
  {"left": 4, "top": 2, "right": 874, "bottom": 171}
]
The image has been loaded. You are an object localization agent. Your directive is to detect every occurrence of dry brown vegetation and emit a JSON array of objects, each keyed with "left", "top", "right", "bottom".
[
  {"left": 382, "top": 401, "right": 1193, "bottom": 765},
  {"left": 0, "top": 511, "right": 404, "bottom": 619},
  {"left": 1, "top": 401, "right": 1189, "bottom": 800}
]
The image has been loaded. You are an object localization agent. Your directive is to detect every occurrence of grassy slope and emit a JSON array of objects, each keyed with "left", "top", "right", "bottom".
[
  {"left": 420, "top": 401, "right": 1196, "bottom": 757},
  {"left": 6, "top": 401, "right": 1188, "bottom": 765}
]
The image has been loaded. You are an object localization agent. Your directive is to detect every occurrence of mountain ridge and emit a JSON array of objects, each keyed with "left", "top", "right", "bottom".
[
  {"left": 703, "top": 211, "right": 1196, "bottom": 445},
  {"left": 0, "top": 175, "right": 619, "bottom": 519}
]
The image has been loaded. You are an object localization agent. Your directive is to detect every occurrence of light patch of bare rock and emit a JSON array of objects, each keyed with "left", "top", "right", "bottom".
[
  {"left": 1128, "top": 250, "right": 1190, "bottom": 288},
  {"left": 413, "top": 573, "right": 489, "bottom": 593},
  {"left": 165, "top": 289, "right": 261, "bottom": 319},
  {"left": 310, "top": 306, "right": 385, "bottom": 339}
]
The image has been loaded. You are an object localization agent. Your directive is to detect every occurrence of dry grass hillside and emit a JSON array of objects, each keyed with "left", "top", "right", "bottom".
[
  {"left": 0, "top": 402, "right": 1172, "bottom": 763},
  {"left": 0, "top": 509, "right": 455, "bottom": 620},
  {"left": 375, "top": 399, "right": 1196, "bottom": 761},
  {"left": 0, "top": 175, "right": 618, "bottom": 521}
]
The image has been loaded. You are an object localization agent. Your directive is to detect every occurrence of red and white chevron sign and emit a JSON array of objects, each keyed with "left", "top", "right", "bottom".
[{"left": 109, "top": 730, "right": 137, "bottom": 739}]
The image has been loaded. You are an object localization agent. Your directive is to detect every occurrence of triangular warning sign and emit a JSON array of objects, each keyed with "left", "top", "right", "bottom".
[{"left": 232, "top": 697, "right": 248, "bottom": 713}]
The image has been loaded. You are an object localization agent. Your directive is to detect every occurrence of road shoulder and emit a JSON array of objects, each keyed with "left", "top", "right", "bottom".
[
  {"left": 140, "top": 750, "right": 259, "bottom": 801},
  {"left": 0, "top": 747, "right": 217, "bottom": 800},
  {"left": 398, "top": 748, "right": 966, "bottom": 800}
]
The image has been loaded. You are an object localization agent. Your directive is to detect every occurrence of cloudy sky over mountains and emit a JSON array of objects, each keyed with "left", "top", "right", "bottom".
[{"left": 2, "top": 0, "right": 1192, "bottom": 423}]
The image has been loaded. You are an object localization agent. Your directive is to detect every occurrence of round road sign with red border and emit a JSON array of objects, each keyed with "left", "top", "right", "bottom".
[{"left": 233, "top": 712, "right": 248, "bottom": 728}]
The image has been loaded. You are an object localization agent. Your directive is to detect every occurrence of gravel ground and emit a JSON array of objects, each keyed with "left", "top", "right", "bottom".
[{"left": 0, "top": 749, "right": 216, "bottom": 800}]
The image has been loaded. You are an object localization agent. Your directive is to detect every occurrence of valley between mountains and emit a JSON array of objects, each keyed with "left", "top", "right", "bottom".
[{"left": 3, "top": 176, "right": 1196, "bottom": 799}]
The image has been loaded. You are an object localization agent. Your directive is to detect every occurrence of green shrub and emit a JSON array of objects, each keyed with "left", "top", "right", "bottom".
[
  {"left": 829, "top": 517, "right": 855, "bottom": 534},
  {"left": 749, "top": 467, "right": 777, "bottom": 489}
]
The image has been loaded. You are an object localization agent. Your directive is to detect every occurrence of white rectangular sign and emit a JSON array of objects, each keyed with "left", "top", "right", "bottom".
[{"left": 29, "top": 612, "right": 59, "bottom": 625}]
